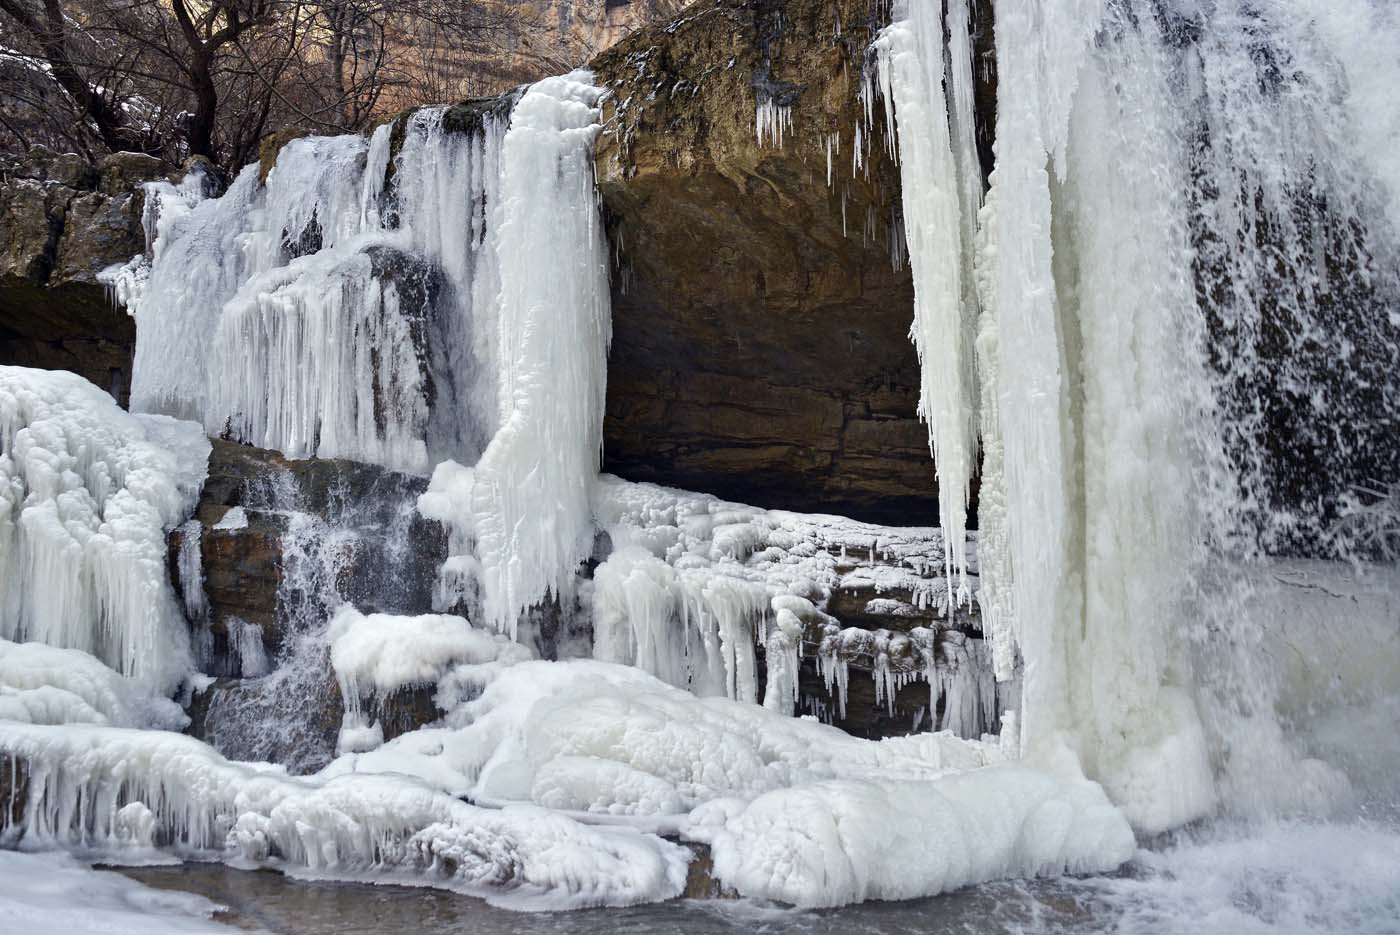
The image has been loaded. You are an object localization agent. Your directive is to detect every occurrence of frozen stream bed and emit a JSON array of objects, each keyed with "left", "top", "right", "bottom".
[{"left": 111, "top": 818, "right": 1400, "bottom": 935}]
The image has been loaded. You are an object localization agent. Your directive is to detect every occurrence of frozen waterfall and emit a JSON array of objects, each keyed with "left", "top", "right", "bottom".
[
  {"left": 111, "top": 72, "right": 612, "bottom": 639},
  {"left": 878, "top": 0, "right": 1400, "bottom": 832},
  {"left": 2, "top": 0, "right": 1398, "bottom": 920}
]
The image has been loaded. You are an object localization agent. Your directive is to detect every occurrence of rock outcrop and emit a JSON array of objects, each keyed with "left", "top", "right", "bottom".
[
  {"left": 593, "top": 0, "right": 935, "bottom": 525},
  {"left": 0, "top": 148, "right": 164, "bottom": 406}
]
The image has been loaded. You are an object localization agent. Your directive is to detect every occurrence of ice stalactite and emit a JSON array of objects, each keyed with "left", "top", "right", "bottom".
[
  {"left": 226, "top": 619, "right": 269, "bottom": 679},
  {"left": 467, "top": 72, "right": 612, "bottom": 638},
  {"left": 0, "top": 368, "right": 207, "bottom": 694},
  {"left": 755, "top": 99, "right": 793, "bottom": 148},
  {"left": 873, "top": 0, "right": 981, "bottom": 602},
  {"left": 391, "top": 105, "right": 511, "bottom": 464},
  {"left": 969, "top": 187, "right": 1017, "bottom": 684}
]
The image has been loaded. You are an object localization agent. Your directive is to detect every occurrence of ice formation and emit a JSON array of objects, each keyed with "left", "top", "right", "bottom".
[
  {"left": 874, "top": 0, "right": 1400, "bottom": 835},
  {"left": 327, "top": 658, "right": 1130, "bottom": 906},
  {"left": 5, "top": 0, "right": 1398, "bottom": 916},
  {"left": 589, "top": 475, "right": 1006, "bottom": 735},
  {"left": 0, "top": 367, "right": 207, "bottom": 693},
  {"left": 328, "top": 606, "right": 533, "bottom": 750},
  {"left": 0, "top": 640, "right": 187, "bottom": 730},
  {"left": 754, "top": 99, "right": 793, "bottom": 148},
  {"left": 0, "top": 720, "right": 689, "bottom": 910},
  {"left": 111, "top": 71, "right": 611, "bottom": 642},
  {"left": 466, "top": 72, "right": 612, "bottom": 637},
  {"left": 872, "top": 0, "right": 981, "bottom": 600}
]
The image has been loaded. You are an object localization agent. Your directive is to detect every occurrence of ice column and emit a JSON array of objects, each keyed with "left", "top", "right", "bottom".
[
  {"left": 469, "top": 72, "right": 612, "bottom": 638},
  {"left": 874, "top": 0, "right": 981, "bottom": 601}
]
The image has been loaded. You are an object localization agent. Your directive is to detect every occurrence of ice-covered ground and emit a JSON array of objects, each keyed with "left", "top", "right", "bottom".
[
  {"left": 0, "top": 639, "right": 1128, "bottom": 909},
  {"left": 0, "top": 850, "right": 250, "bottom": 935}
]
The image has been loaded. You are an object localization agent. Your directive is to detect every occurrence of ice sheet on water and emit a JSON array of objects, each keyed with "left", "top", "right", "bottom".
[{"left": 0, "top": 850, "right": 248, "bottom": 935}]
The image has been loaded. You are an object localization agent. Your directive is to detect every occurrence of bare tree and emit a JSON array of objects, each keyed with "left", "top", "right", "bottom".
[{"left": 0, "top": 0, "right": 679, "bottom": 168}]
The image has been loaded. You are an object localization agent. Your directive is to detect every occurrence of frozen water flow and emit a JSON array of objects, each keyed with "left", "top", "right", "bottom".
[{"left": 0, "top": 367, "right": 207, "bottom": 693}]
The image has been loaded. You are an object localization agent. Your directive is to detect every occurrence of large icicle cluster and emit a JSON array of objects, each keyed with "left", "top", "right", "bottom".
[
  {"left": 113, "top": 126, "right": 485, "bottom": 475},
  {"left": 0, "top": 367, "right": 207, "bottom": 694},
  {"left": 413, "top": 91, "right": 616, "bottom": 643},
  {"left": 466, "top": 73, "right": 612, "bottom": 637},
  {"left": 872, "top": 0, "right": 982, "bottom": 601}
]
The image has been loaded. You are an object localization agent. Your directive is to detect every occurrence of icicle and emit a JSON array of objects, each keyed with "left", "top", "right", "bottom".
[
  {"left": 755, "top": 99, "right": 794, "bottom": 148},
  {"left": 761, "top": 608, "right": 803, "bottom": 716},
  {"left": 874, "top": 0, "right": 982, "bottom": 604}
]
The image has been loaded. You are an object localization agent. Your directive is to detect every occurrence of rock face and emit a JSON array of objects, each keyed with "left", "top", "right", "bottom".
[
  {"left": 592, "top": 0, "right": 938, "bottom": 526},
  {"left": 172, "top": 439, "right": 448, "bottom": 771},
  {"left": 172, "top": 438, "right": 446, "bottom": 659},
  {"left": 0, "top": 149, "right": 164, "bottom": 406}
]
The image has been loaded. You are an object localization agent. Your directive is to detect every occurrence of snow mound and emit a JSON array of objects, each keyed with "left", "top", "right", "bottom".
[
  {"left": 328, "top": 606, "right": 534, "bottom": 704},
  {"left": 700, "top": 761, "right": 1134, "bottom": 908},
  {"left": 327, "top": 606, "right": 534, "bottom": 751}
]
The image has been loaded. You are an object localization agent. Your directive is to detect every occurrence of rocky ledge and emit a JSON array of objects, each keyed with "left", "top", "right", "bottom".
[{"left": 0, "top": 147, "right": 167, "bottom": 405}]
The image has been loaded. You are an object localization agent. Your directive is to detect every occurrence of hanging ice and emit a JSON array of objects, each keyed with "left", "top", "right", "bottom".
[
  {"left": 870, "top": 0, "right": 1400, "bottom": 834},
  {"left": 873, "top": 0, "right": 982, "bottom": 600}
]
